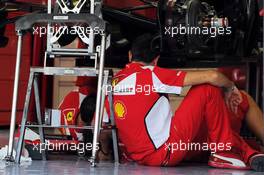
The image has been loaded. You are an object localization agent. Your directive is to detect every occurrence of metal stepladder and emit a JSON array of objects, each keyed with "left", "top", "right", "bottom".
[{"left": 5, "top": 0, "right": 119, "bottom": 167}]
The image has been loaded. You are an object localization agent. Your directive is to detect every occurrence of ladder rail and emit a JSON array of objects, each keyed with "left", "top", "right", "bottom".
[{"left": 5, "top": 1, "right": 119, "bottom": 166}]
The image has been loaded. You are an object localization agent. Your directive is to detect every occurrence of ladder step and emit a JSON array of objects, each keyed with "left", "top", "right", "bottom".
[
  {"left": 22, "top": 124, "right": 116, "bottom": 130},
  {"left": 29, "top": 67, "right": 110, "bottom": 76}
]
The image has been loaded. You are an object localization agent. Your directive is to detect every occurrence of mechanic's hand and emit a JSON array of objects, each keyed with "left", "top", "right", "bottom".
[
  {"left": 260, "top": 145, "right": 264, "bottom": 153},
  {"left": 167, "top": 0, "right": 176, "bottom": 7},
  {"left": 224, "top": 85, "right": 242, "bottom": 114}
]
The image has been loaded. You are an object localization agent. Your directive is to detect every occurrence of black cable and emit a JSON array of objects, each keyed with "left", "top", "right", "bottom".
[
  {"left": 157, "top": 0, "right": 164, "bottom": 51},
  {"left": 139, "top": 0, "right": 158, "bottom": 7}
]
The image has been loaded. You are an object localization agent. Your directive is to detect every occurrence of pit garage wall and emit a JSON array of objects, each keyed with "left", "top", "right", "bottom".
[
  {"left": 103, "top": 0, "right": 156, "bottom": 20},
  {"left": 0, "top": 11, "right": 49, "bottom": 126},
  {"left": 52, "top": 40, "right": 79, "bottom": 109},
  {"left": 0, "top": 12, "right": 33, "bottom": 126},
  {"left": 0, "top": 0, "right": 262, "bottom": 127}
]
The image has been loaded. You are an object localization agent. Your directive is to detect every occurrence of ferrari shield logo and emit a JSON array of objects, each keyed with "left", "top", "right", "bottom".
[
  {"left": 62, "top": 108, "right": 76, "bottom": 122},
  {"left": 112, "top": 78, "right": 119, "bottom": 87},
  {"left": 66, "top": 111, "right": 73, "bottom": 121}
]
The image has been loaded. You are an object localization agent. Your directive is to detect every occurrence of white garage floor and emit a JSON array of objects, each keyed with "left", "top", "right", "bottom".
[
  {"left": 0, "top": 129, "right": 263, "bottom": 175},
  {"left": 1, "top": 160, "right": 262, "bottom": 175}
]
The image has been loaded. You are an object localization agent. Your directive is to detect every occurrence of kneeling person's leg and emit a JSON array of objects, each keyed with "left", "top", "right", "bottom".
[{"left": 166, "top": 84, "right": 258, "bottom": 166}]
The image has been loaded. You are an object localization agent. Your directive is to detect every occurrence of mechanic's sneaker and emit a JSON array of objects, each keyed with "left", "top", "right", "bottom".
[
  {"left": 249, "top": 153, "right": 264, "bottom": 172},
  {"left": 208, "top": 152, "right": 250, "bottom": 170}
]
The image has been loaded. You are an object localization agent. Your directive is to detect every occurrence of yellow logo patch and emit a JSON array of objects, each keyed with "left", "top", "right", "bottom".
[
  {"left": 66, "top": 111, "right": 73, "bottom": 122},
  {"left": 114, "top": 101, "right": 126, "bottom": 119},
  {"left": 112, "top": 78, "right": 119, "bottom": 87}
]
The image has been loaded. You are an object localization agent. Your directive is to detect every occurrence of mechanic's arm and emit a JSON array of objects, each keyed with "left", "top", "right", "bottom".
[
  {"left": 183, "top": 70, "right": 243, "bottom": 113},
  {"left": 183, "top": 70, "right": 234, "bottom": 89}
]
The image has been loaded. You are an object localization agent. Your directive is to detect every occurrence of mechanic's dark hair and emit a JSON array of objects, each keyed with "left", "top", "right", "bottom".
[
  {"left": 131, "top": 34, "right": 160, "bottom": 63},
  {"left": 80, "top": 94, "right": 96, "bottom": 157},
  {"left": 80, "top": 94, "right": 96, "bottom": 124}
]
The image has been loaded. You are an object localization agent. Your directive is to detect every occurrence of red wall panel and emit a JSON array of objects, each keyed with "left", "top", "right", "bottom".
[{"left": 0, "top": 12, "right": 33, "bottom": 126}]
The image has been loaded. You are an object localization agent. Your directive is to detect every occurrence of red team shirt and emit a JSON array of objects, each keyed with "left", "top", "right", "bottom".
[
  {"left": 58, "top": 90, "right": 88, "bottom": 140},
  {"left": 112, "top": 63, "right": 186, "bottom": 161}
]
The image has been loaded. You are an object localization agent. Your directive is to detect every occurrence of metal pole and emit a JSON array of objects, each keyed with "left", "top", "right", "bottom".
[
  {"left": 47, "top": 0, "right": 52, "bottom": 52},
  {"left": 256, "top": 62, "right": 260, "bottom": 104},
  {"left": 246, "top": 62, "right": 250, "bottom": 93},
  {"left": 5, "top": 33, "right": 23, "bottom": 161},
  {"left": 108, "top": 91, "right": 119, "bottom": 163},
  {"left": 15, "top": 71, "right": 34, "bottom": 163},
  {"left": 98, "top": 71, "right": 109, "bottom": 126},
  {"left": 33, "top": 75, "right": 47, "bottom": 161},
  {"left": 90, "top": 0, "right": 95, "bottom": 14},
  {"left": 262, "top": 15, "right": 264, "bottom": 113},
  {"left": 90, "top": 34, "right": 106, "bottom": 166},
  {"left": 48, "top": 0, "right": 51, "bottom": 13}
]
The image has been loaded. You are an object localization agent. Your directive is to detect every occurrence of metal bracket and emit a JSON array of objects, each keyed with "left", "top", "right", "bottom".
[
  {"left": 50, "top": 26, "right": 68, "bottom": 44},
  {"left": 57, "top": 0, "right": 88, "bottom": 14}
]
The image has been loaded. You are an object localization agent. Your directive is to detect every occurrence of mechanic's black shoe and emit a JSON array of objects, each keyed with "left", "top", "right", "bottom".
[{"left": 249, "top": 154, "right": 264, "bottom": 172}]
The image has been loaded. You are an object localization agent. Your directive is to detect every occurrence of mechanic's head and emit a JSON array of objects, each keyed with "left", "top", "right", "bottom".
[
  {"left": 129, "top": 34, "right": 160, "bottom": 65},
  {"left": 80, "top": 94, "right": 96, "bottom": 125},
  {"left": 80, "top": 94, "right": 96, "bottom": 157}
]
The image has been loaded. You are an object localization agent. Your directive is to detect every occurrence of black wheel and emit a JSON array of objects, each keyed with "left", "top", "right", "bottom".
[
  {"left": 186, "top": 0, "right": 212, "bottom": 55},
  {"left": 0, "top": 10, "right": 8, "bottom": 48},
  {"left": 217, "top": 0, "right": 259, "bottom": 57},
  {"left": 53, "top": 1, "right": 77, "bottom": 46},
  {"left": 159, "top": 0, "right": 188, "bottom": 57},
  {"left": 243, "top": 0, "right": 259, "bottom": 56},
  {"left": 54, "top": 0, "right": 91, "bottom": 47}
]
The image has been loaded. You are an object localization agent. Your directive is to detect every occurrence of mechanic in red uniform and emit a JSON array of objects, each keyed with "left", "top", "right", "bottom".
[
  {"left": 58, "top": 76, "right": 112, "bottom": 160},
  {"left": 111, "top": 34, "right": 264, "bottom": 171},
  {"left": 58, "top": 76, "right": 97, "bottom": 141}
]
